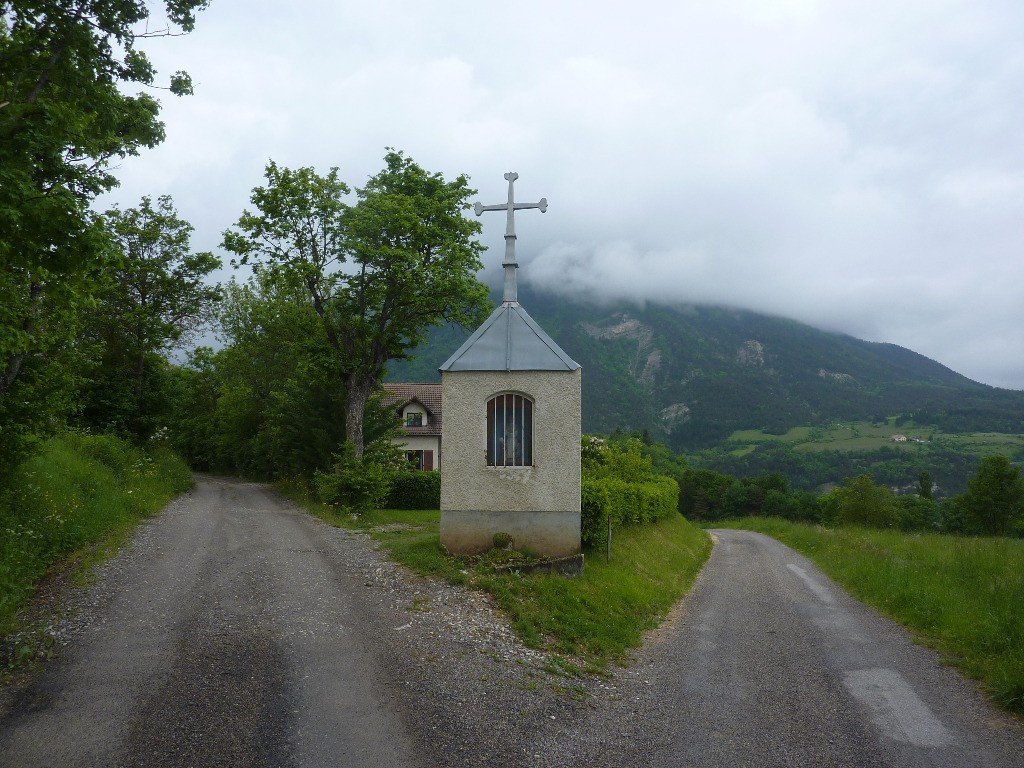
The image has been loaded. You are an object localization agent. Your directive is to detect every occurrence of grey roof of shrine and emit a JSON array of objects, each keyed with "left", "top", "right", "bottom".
[{"left": 439, "top": 301, "right": 581, "bottom": 372}]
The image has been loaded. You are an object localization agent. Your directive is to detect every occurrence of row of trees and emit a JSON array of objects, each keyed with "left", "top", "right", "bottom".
[
  {"left": 2, "top": 152, "right": 494, "bottom": 483},
  {"left": 168, "top": 153, "right": 491, "bottom": 481},
  {"left": 2, "top": 3, "right": 492, "bottom": 497},
  {"left": 667, "top": 448, "right": 1024, "bottom": 536},
  {"left": 1, "top": 0, "right": 210, "bottom": 473}
]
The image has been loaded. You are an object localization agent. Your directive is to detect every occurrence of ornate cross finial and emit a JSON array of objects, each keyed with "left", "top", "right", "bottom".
[{"left": 473, "top": 172, "right": 547, "bottom": 303}]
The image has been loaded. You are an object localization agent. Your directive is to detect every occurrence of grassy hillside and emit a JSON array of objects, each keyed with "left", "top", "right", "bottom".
[
  {"left": 0, "top": 435, "right": 192, "bottom": 634},
  {"left": 727, "top": 420, "right": 1024, "bottom": 457}
]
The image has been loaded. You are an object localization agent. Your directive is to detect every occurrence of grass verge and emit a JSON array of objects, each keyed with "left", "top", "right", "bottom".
[
  {"left": 0, "top": 433, "right": 192, "bottom": 635},
  {"left": 280, "top": 481, "right": 711, "bottom": 672},
  {"left": 716, "top": 517, "right": 1024, "bottom": 715}
]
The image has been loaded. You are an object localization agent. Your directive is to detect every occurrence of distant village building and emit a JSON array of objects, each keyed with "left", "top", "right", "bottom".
[
  {"left": 439, "top": 173, "right": 582, "bottom": 559},
  {"left": 381, "top": 383, "right": 442, "bottom": 470},
  {"left": 891, "top": 434, "right": 908, "bottom": 442}
]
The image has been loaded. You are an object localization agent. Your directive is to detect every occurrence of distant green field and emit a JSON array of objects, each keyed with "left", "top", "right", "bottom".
[{"left": 727, "top": 421, "right": 1024, "bottom": 456}]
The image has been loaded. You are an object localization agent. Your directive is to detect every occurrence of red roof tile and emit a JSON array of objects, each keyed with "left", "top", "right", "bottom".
[{"left": 380, "top": 383, "right": 442, "bottom": 436}]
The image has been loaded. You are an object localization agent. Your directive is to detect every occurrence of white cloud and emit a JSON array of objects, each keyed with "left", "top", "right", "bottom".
[{"left": 101, "top": 0, "right": 1024, "bottom": 389}]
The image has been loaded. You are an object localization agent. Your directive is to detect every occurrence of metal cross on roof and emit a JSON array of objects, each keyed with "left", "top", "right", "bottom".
[{"left": 473, "top": 172, "right": 547, "bottom": 303}]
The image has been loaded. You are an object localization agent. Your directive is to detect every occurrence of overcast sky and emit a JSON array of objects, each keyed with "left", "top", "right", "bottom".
[{"left": 104, "top": 0, "right": 1024, "bottom": 389}]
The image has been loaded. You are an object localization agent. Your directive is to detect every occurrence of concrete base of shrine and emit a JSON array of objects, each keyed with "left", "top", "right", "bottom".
[{"left": 440, "top": 509, "right": 581, "bottom": 559}]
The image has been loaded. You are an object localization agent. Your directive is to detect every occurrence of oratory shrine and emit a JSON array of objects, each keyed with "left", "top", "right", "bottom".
[{"left": 439, "top": 173, "right": 582, "bottom": 559}]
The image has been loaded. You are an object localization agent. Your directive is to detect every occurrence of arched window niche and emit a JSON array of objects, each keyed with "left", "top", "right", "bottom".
[{"left": 486, "top": 392, "right": 534, "bottom": 467}]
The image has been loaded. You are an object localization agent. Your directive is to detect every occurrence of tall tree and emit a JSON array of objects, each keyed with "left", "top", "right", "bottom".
[
  {"left": 821, "top": 474, "right": 899, "bottom": 529},
  {"left": 80, "top": 195, "right": 220, "bottom": 437},
  {"left": 958, "top": 455, "right": 1024, "bottom": 535},
  {"left": 223, "top": 151, "right": 491, "bottom": 458},
  {"left": 0, "top": 1, "right": 207, "bottom": 461}
]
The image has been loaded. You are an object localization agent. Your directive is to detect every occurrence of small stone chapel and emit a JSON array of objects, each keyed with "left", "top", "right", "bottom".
[{"left": 439, "top": 173, "right": 582, "bottom": 559}]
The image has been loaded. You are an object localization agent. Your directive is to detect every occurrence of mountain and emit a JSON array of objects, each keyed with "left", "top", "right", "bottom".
[{"left": 386, "top": 289, "right": 1024, "bottom": 451}]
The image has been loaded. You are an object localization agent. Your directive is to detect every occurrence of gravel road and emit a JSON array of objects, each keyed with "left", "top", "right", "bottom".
[{"left": 0, "top": 479, "right": 1021, "bottom": 767}]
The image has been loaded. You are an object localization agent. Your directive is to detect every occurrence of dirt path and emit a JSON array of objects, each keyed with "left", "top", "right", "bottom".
[
  {"left": 1, "top": 482, "right": 1021, "bottom": 767},
  {"left": 0, "top": 478, "right": 422, "bottom": 768}
]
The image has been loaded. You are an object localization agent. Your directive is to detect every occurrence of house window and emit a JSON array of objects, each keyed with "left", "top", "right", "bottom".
[
  {"left": 486, "top": 393, "right": 533, "bottom": 467},
  {"left": 405, "top": 411, "right": 423, "bottom": 427},
  {"left": 404, "top": 450, "right": 433, "bottom": 471}
]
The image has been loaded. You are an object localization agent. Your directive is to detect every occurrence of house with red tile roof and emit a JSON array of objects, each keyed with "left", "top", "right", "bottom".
[{"left": 381, "top": 383, "right": 442, "bottom": 470}]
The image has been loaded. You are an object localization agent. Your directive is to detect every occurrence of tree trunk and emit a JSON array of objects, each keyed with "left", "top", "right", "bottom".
[
  {"left": 343, "top": 373, "right": 376, "bottom": 460},
  {"left": 0, "top": 281, "right": 43, "bottom": 397},
  {"left": 0, "top": 353, "right": 26, "bottom": 397}
]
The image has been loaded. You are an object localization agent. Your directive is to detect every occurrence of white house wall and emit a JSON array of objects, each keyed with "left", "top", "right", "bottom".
[{"left": 394, "top": 434, "right": 441, "bottom": 468}]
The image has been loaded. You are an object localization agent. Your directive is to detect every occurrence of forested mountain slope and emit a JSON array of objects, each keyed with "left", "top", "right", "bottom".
[{"left": 386, "top": 290, "right": 1024, "bottom": 451}]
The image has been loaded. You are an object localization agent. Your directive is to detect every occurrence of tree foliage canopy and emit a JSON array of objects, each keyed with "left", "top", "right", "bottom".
[
  {"left": 1, "top": 0, "right": 207, "bottom": 462},
  {"left": 959, "top": 455, "right": 1024, "bottom": 535},
  {"left": 820, "top": 474, "right": 900, "bottom": 529},
  {"left": 78, "top": 195, "right": 220, "bottom": 437},
  {"left": 223, "top": 150, "right": 491, "bottom": 456}
]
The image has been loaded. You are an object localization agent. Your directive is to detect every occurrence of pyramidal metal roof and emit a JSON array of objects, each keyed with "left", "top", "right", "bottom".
[{"left": 439, "top": 300, "right": 580, "bottom": 372}]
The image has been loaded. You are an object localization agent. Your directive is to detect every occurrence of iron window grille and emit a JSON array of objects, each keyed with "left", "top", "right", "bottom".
[{"left": 486, "top": 393, "right": 533, "bottom": 467}]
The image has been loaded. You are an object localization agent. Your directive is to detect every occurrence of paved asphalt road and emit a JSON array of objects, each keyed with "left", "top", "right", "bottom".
[
  {"left": 620, "top": 529, "right": 1024, "bottom": 768},
  {"left": 0, "top": 478, "right": 1021, "bottom": 767}
]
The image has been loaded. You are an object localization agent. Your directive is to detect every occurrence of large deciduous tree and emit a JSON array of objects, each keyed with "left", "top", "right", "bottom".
[
  {"left": 0, "top": 0, "right": 208, "bottom": 460},
  {"left": 223, "top": 151, "right": 491, "bottom": 458},
  {"left": 958, "top": 455, "right": 1024, "bottom": 536},
  {"left": 80, "top": 195, "right": 220, "bottom": 437}
]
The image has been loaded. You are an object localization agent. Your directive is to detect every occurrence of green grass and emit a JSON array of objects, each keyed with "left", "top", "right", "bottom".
[
  {"left": 727, "top": 420, "right": 1024, "bottom": 456},
  {"left": 0, "top": 434, "right": 193, "bottom": 632},
  {"left": 716, "top": 517, "right": 1024, "bottom": 714},
  {"left": 282, "top": 481, "right": 712, "bottom": 672}
]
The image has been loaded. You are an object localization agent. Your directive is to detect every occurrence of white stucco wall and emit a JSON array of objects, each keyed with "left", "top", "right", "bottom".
[
  {"left": 440, "top": 368, "right": 581, "bottom": 556},
  {"left": 400, "top": 403, "right": 428, "bottom": 425}
]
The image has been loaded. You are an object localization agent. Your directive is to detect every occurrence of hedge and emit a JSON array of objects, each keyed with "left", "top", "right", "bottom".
[
  {"left": 581, "top": 474, "right": 680, "bottom": 548},
  {"left": 385, "top": 471, "right": 441, "bottom": 510}
]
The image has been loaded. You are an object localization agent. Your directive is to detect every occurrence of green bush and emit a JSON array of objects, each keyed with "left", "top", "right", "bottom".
[
  {"left": 581, "top": 478, "right": 611, "bottom": 548},
  {"left": 581, "top": 435, "right": 681, "bottom": 548},
  {"left": 820, "top": 474, "right": 900, "bottom": 529},
  {"left": 601, "top": 475, "right": 679, "bottom": 524},
  {"left": 385, "top": 471, "right": 440, "bottom": 510},
  {"left": 958, "top": 455, "right": 1024, "bottom": 536},
  {"left": 0, "top": 434, "right": 192, "bottom": 627},
  {"left": 314, "top": 442, "right": 396, "bottom": 513},
  {"left": 897, "top": 495, "right": 939, "bottom": 531},
  {"left": 581, "top": 474, "right": 679, "bottom": 549}
]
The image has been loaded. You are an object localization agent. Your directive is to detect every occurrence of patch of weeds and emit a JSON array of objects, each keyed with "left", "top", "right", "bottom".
[
  {"left": 1, "top": 621, "right": 58, "bottom": 678},
  {"left": 408, "top": 595, "right": 431, "bottom": 612},
  {"left": 548, "top": 682, "right": 590, "bottom": 701},
  {"left": 543, "top": 655, "right": 584, "bottom": 679}
]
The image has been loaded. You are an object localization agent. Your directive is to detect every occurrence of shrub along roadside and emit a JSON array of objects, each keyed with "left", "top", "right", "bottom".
[
  {"left": 581, "top": 436, "right": 681, "bottom": 549},
  {"left": 385, "top": 471, "right": 440, "bottom": 510},
  {"left": 281, "top": 480, "right": 712, "bottom": 671},
  {"left": 0, "top": 434, "right": 192, "bottom": 630},
  {"left": 716, "top": 517, "right": 1024, "bottom": 715}
]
